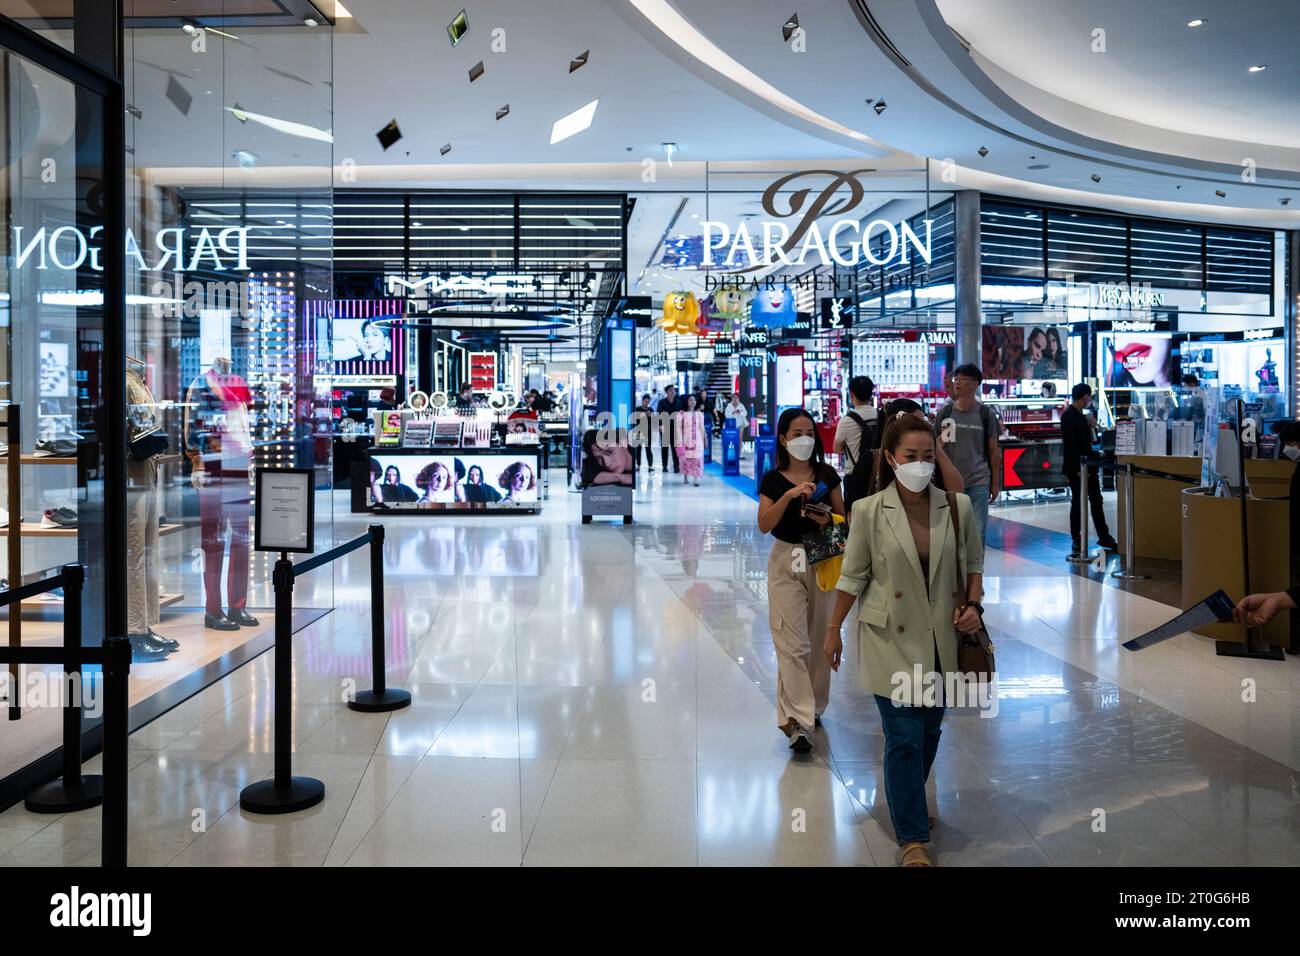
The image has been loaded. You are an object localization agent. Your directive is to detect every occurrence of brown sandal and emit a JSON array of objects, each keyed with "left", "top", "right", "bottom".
[{"left": 900, "top": 842, "right": 933, "bottom": 867}]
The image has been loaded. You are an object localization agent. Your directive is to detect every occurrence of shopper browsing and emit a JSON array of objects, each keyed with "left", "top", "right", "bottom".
[
  {"left": 834, "top": 375, "right": 878, "bottom": 508},
  {"left": 757, "top": 408, "right": 846, "bottom": 754},
  {"left": 934, "top": 364, "right": 1001, "bottom": 546},
  {"left": 723, "top": 394, "right": 749, "bottom": 455},
  {"left": 630, "top": 394, "right": 655, "bottom": 473},
  {"left": 823, "top": 412, "right": 985, "bottom": 867},
  {"left": 676, "top": 393, "right": 707, "bottom": 486},
  {"left": 656, "top": 385, "right": 685, "bottom": 473},
  {"left": 1061, "top": 383, "right": 1118, "bottom": 555}
]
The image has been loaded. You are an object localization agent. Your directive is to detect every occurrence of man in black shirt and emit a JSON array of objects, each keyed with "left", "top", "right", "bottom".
[
  {"left": 656, "top": 385, "right": 684, "bottom": 472},
  {"left": 1061, "top": 383, "right": 1117, "bottom": 555}
]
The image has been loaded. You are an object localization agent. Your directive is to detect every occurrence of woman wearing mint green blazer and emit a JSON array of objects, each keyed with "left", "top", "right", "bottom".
[{"left": 824, "top": 412, "right": 985, "bottom": 867}]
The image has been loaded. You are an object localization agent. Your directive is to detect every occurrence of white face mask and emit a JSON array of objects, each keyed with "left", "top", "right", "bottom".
[
  {"left": 785, "top": 436, "right": 816, "bottom": 461},
  {"left": 890, "top": 458, "right": 935, "bottom": 492},
  {"left": 1284, "top": 445, "right": 1300, "bottom": 461}
]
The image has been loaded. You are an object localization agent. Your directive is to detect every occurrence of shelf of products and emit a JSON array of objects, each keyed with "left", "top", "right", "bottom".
[{"left": 0, "top": 522, "right": 183, "bottom": 538}]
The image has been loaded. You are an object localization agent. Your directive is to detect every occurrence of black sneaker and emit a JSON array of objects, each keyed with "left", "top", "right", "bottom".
[
  {"left": 204, "top": 612, "right": 240, "bottom": 631},
  {"left": 789, "top": 725, "right": 813, "bottom": 754},
  {"left": 1097, "top": 537, "right": 1119, "bottom": 550},
  {"left": 227, "top": 608, "right": 260, "bottom": 627}
]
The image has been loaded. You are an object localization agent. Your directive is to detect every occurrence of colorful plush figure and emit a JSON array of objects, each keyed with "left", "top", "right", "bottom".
[
  {"left": 711, "top": 288, "right": 749, "bottom": 318},
  {"left": 696, "top": 294, "right": 725, "bottom": 334},
  {"left": 749, "top": 286, "right": 796, "bottom": 328},
  {"left": 661, "top": 290, "right": 700, "bottom": 334}
]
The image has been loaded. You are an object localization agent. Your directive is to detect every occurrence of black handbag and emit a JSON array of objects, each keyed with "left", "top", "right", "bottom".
[
  {"left": 947, "top": 492, "right": 995, "bottom": 683},
  {"left": 129, "top": 429, "right": 168, "bottom": 462}
]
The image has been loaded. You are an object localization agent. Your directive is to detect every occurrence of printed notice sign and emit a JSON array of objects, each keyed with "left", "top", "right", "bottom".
[{"left": 255, "top": 468, "right": 315, "bottom": 553}]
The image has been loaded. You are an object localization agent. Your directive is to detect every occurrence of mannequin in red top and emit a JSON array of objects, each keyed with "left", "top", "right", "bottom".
[{"left": 184, "top": 356, "right": 260, "bottom": 631}]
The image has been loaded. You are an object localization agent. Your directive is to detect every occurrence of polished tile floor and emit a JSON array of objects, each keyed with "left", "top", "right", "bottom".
[{"left": 2, "top": 465, "right": 1299, "bottom": 866}]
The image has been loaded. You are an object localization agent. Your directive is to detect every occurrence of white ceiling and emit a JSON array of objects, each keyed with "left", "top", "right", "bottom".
[{"left": 937, "top": 0, "right": 1300, "bottom": 150}]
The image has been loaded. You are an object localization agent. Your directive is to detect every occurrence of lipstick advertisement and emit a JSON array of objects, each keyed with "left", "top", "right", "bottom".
[{"left": 1101, "top": 333, "right": 1176, "bottom": 388}]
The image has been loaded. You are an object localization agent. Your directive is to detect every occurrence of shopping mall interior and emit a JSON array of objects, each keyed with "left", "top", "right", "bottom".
[{"left": 0, "top": 0, "right": 1297, "bottom": 887}]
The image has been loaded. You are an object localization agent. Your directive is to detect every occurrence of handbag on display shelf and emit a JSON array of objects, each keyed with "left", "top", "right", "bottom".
[{"left": 946, "top": 492, "right": 995, "bottom": 683}]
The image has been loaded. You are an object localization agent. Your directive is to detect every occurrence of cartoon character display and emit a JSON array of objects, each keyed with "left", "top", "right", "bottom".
[
  {"left": 710, "top": 288, "right": 750, "bottom": 335},
  {"left": 660, "top": 290, "right": 700, "bottom": 334},
  {"left": 748, "top": 287, "right": 797, "bottom": 328}
]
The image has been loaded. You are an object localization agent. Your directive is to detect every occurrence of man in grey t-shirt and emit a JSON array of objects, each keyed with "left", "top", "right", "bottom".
[{"left": 934, "top": 363, "right": 1001, "bottom": 548}]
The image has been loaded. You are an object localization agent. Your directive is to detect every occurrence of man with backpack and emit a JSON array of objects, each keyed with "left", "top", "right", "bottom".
[
  {"left": 834, "top": 376, "right": 878, "bottom": 509},
  {"left": 934, "top": 363, "right": 1002, "bottom": 548}
]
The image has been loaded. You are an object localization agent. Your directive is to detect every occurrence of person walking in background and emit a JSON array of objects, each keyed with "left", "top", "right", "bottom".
[
  {"left": 934, "top": 364, "right": 1001, "bottom": 548},
  {"left": 656, "top": 385, "right": 684, "bottom": 473},
  {"left": 824, "top": 412, "right": 985, "bottom": 866},
  {"left": 1061, "top": 383, "right": 1118, "bottom": 556},
  {"left": 676, "top": 393, "right": 707, "bottom": 486},
  {"left": 834, "top": 375, "right": 878, "bottom": 509},
  {"left": 630, "top": 393, "right": 655, "bottom": 474},
  {"left": 757, "top": 408, "right": 845, "bottom": 754}
]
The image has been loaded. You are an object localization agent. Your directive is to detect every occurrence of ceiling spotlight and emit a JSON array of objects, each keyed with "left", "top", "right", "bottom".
[
  {"left": 1215, "top": 189, "right": 1226, "bottom": 198},
  {"left": 440, "top": 143, "right": 452, "bottom": 156},
  {"left": 180, "top": 21, "right": 197, "bottom": 34},
  {"left": 376, "top": 119, "right": 402, "bottom": 150},
  {"left": 1090, "top": 173, "right": 1101, "bottom": 183},
  {"left": 1248, "top": 64, "right": 1267, "bottom": 72},
  {"left": 1027, "top": 163, "right": 1049, "bottom": 170},
  {"left": 1281, "top": 197, "right": 1292, "bottom": 206},
  {"left": 873, "top": 99, "right": 887, "bottom": 115},
  {"left": 447, "top": 9, "right": 469, "bottom": 46},
  {"left": 495, "top": 104, "right": 510, "bottom": 121},
  {"left": 304, "top": 17, "right": 318, "bottom": 26},
  {"left": 782, "top": 13, "right": 799, "bottom": 42},
  {"left": 468, "top": 60, "right": 484, "bottom": 82},
  {"left": 977, "top": 146, "right": 988, "bottom": 157},
  {"left": 1187, "top": 18, "right": 1206, "bottom": 27},
  {"left": 569, "top": 50, "right": 589, "bottom": 73}
]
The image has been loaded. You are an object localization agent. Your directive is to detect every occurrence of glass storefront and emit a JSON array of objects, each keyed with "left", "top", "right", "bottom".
[{"left": 0, "top": 7, "right": 334, "bottom": 794}]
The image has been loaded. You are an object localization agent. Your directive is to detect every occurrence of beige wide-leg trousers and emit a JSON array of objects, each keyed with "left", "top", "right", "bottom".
[{"left": 766, "top": 539, "right": 832, "bottom": 733}]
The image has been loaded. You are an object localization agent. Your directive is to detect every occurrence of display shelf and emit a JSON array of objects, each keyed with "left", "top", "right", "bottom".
[
  {"left": 0, "top": 455, "right": 77, "bottom": 465},
  {"left": 16, "top": 591, "right": 184, "bottom": 610},
  {"left": 0, "top": 522, "right": 183, "bottom": 537}
]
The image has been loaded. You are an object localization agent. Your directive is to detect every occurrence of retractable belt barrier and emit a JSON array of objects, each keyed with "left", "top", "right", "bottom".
[
  {"left": 0, "top": 563, "right": 131, "bottom": 866},
  {"left": 239, "top": 524, "right": 410, "bottom": 816}
]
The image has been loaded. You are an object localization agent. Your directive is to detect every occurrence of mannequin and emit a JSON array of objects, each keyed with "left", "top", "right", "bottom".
[
  {"left": 184, "top": 356, "right": 259, "bottom": 631},
  {"left": 126, "top": 356, "right": 175, "bottom": 661}
]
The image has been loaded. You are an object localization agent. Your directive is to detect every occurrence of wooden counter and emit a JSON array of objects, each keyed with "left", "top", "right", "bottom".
[
  {"left": 1181, "top": 487, "right": 1289, "bottom": 645},
  {"left": 1119, "top": 455, "right": 1294, "bottom": 561}
]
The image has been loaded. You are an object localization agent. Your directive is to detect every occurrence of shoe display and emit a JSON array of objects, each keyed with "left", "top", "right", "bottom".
[
  {"left": 33, "top": 439, "right": 78, "bottom": 458},
  {"left": 226, "top": 608, "right": 260, "bottom": 627},
  {"left": 39, "top": 509, "right": 77, "bottom": 529},
  {"left": 128, "top": 633, "right": 172, "bottom": 663},
  {"left": 204, "top": 612, "right": 240, "bottom": 631},
  {"left": 148, "top": 629, "right": 180, "bottom": 651}
]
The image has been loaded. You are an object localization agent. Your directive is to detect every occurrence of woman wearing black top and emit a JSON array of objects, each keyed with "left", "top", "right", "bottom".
[{"left": 757, "top": 407, "right": 846, "bottom": 753}]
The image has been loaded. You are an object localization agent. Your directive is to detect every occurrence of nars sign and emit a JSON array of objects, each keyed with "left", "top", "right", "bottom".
[
  {"left": 702, "top": 169, "right": 932, "bottom": 271},
  {"left": 13, "top": 226, "right": 250, "bottom": 273},
  {"left": 1093, "top": 282, "right": 1165, "bottom": 310}
]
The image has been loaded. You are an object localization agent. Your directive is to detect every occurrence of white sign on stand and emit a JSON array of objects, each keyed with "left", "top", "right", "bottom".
[{"left": 255, "top": 468, "right": 315, "bottom": 553}]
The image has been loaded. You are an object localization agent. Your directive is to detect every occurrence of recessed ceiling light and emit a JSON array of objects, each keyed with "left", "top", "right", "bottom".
[
  {"left": 304, "top": 17, "right": 318, "bottom": 26},
  {"left": 1248, "top": 64, "right": 1267, "bottom": 72},
  {"left": 468, "top": 61, "right": 484, "bottom": 82},
  {"left": 1187, "top": 18, "right": 1206, "bottom": 27},
  {"left": 782, "top": 13, "right": 799, "bottom": 42},
  {"left": 873, "top": 100, "right": 887, "bottom": 115},
  {"left": 1282, "top": 198, "right": 1292, "bottom": 206},
  {"left": 1090, "top": 173, "right": 1101, "bottom": 183},
  {"left": 447, "top": 10, "right": 469, "bottom": 46},
  {"left": 496, "top": 104, "right": 510, "bottom": 121},
  {"left": 977, "top": 146, "right": 989, "bottom": 157},
  {"left": 1027, "top": 163, "right": 1050, "bottom": 170},
  {"left": 180, "top": 21, "right": 197, "bottom": 34},
  {"left": 569, "top": 50, "right": 589, "bottom": 73},
  {"left": 440, "top": 143, "right": 452, "bottom": 156},
  {"left": 1215, "top": 189, "right": 1226, "bottom": 198},
  {"left": 550, "top": 99, "right": 598, "bottom": 144}
]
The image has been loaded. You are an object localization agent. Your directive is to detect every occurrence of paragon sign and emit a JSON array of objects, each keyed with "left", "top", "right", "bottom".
[
  {"left": 13, "top": 225, "right": 249, "bottom": 273},
  {"left": 702, "top": 169, "right": 932, "bottom": 272}
]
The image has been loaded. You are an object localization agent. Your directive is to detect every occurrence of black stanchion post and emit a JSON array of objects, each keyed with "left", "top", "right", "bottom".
[
  {"left": 26, "top": 565, "right": 104, "bottom": 812},
  {"left": 239, "top": 553, "right": 325, "bottom": 813},
  {"left": 349, "top": 524, "right": 411, "bottom": 713},
  {"left": 101, "top": 636, "right": 131, "bottom": 868}
]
